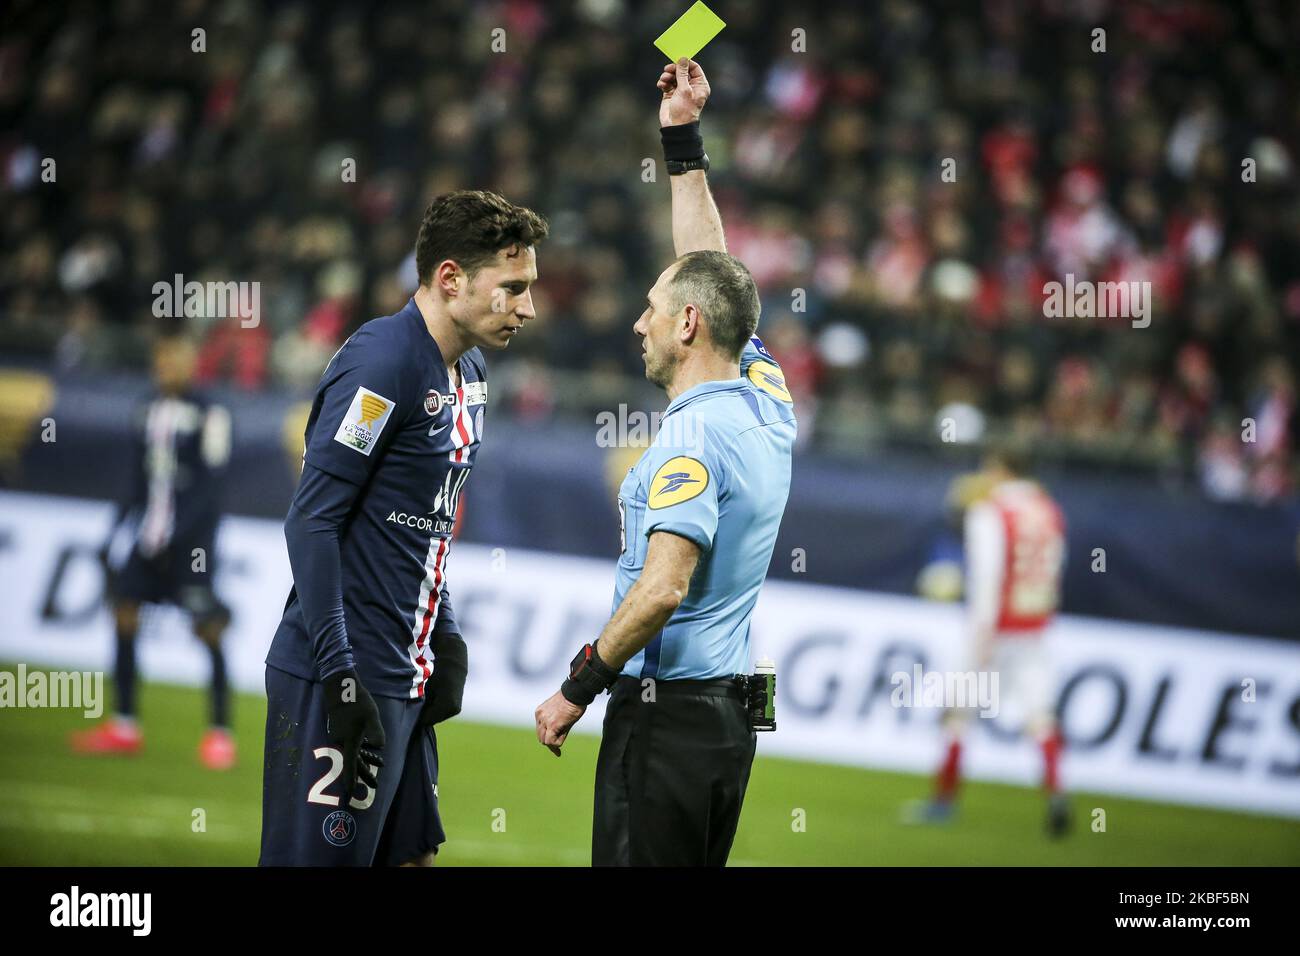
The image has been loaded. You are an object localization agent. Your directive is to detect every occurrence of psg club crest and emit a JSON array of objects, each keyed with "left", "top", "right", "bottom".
[
  {"left": 425, "top": 390, "right": 446, "bottom": 416},
  {"left": 322, "top": 810, "right": 357, "bottom": 847}
]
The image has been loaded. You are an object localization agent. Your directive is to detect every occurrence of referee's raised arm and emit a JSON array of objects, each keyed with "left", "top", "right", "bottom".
[{"left": 657, "top": 58, "right": 727, "bottom": 257}]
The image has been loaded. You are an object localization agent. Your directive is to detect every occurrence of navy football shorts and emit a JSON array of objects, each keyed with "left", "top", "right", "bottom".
[
  {"left": 110, "top": 546, "right": 230, "bottom": 629},
  {"left": 258, "top": 664, "right": 445, "bottom": 866}
]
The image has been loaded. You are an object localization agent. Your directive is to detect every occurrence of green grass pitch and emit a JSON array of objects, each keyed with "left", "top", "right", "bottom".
[{"left": 1, "top": 673, "right": 1296, "bottom": 866}]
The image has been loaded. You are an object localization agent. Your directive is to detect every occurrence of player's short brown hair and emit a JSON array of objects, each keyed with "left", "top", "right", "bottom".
[
  {"left": 415, "top": 190, "right": 549, "bottom": 285},
  {"left": 666, "top": 250, "right": 760, "bottom": 359}
]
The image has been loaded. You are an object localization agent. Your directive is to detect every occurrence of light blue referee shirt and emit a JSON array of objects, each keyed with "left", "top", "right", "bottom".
[{"left": 614, "top": 336, "right": 797, "bottom": 680}]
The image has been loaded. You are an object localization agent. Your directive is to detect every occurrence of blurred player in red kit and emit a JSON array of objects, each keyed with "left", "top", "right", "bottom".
[{"left": 909, "top": 444, "right": 1070, "bottom": 837}]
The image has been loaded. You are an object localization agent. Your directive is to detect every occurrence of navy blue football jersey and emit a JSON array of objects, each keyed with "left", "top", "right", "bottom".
[
  {"left": 111, "top": 390, "right": 232, "bottom": 561},
  {"left": 266, "top": 298, "right": 486, "bottom": 699}
]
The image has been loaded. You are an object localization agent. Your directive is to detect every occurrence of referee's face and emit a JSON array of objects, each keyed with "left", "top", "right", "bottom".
[
  {"left": 636, "top": 265, "right": 682, "bottom": 390},
  {"left": 454, "top": 244, "right": 538, "bottom": 350}
]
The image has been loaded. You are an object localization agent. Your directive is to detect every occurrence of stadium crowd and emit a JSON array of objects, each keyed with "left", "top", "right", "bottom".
[{"left": 2, "top": 0, "right": 1298, "bottom": 501}]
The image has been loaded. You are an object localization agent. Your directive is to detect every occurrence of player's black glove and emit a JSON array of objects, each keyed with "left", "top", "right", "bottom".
[
  {"left": 419, "top": 633, "right": 468, "bottom": 728},
  {"left": 321, "top": 668, "right": 386, "bottom": 807}
]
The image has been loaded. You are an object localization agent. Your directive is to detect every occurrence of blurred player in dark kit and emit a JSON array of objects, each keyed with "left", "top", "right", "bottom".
[{"left": 73, "top": 330, "right": 235, "bottom": 769}]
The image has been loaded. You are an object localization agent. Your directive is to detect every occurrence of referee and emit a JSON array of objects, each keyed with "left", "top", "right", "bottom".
[{"left": 534, "top": 58, "right": 797, "bottom": 866}]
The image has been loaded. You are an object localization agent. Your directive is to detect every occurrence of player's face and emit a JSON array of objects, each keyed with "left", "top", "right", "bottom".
[
  {"left": 153, "top": 338, "right": 196, "bottom": 393},
  {"left": 635, "top": 266, "right": 682, "bottom": 389},
  {"left": 453, "top": 244, "right": 538, "bottom": 350}
]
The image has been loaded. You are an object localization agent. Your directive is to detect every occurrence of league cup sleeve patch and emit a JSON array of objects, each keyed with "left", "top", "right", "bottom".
[
  {"left": 333, "top": 386, "right": 396, "bottom": 456},
  {"left": 746, "top": 359, "right": 793, "bottom": 403},
  {"left": 648, "top": 456, "right": 710, "bottom": 509}
]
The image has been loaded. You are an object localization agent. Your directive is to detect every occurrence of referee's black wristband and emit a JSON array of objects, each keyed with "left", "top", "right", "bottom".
[
  {"left": 560, "top": 642, "right": 619, "bottom": 707},
  {"left": 661, "top": 121, "right": 705, "bottom": 162}
]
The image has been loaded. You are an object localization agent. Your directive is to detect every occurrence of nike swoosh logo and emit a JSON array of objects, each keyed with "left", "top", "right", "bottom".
[{"left": 428, "top": 420, "right": 449, "bottom": 437}]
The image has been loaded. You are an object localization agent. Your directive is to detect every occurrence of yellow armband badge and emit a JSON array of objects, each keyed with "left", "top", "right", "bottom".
[
  {"left": 648, "top": 456, "right": 710, "bottom": 509},
  {"left": 747, "top": 360, "right": 793, "bottom": 403}
]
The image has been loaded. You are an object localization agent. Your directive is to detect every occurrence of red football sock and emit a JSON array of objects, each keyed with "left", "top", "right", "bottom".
[
  {"left": 1041, "top": 730, "right": 1063, "bottom": 794},
  {"left": 935, "top": 738, "right": 962, "bottom": 801}
]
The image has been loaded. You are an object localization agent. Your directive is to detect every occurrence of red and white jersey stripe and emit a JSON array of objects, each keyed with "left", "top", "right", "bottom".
[
  {"left": 137, "top": 399, "right": 182, "bottom": 557},
  {"left": 403, "top": 384, "right": 478, "bottom": 696},
  {"left": 406, "top": 535, "right": 449, "bottom": 697}
]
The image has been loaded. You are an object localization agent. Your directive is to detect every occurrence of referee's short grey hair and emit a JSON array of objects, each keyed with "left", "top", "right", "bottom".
[{"left": 666, "top": 251, "right": 760, "bottom": 359}]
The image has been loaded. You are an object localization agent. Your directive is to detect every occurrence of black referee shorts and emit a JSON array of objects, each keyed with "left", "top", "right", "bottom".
[{"left": 592, "top": 674, "right": 757, "bottom": 867}]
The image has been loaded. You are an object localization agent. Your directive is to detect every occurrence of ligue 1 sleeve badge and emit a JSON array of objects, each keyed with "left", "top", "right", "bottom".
[
  {"left": 323, "top": 809, "right": 357, "bottom": 847},
  {"left": 425, "top": 389, "right": 445, "bottom": 416}
]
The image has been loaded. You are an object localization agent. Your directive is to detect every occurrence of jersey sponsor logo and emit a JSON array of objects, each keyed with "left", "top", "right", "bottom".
[
  {"left": 333, "top": 387, "right": 396, "bottom": 456},
  {"left": 425, "top": 390, "right": 447, "bottom": 416},
  {"left": 746, "top": 360, "right": 793, "bottom": 403},
  {"left": 462, "top": 381, "right": 487, "bottom": 406},
  {"left": 322, "top": 810, "right": 356, "bottom": 847},
  {"left": 386, "top": 510, "right": 455, "bottom": 535},
  {"left": 431, "top": 465, "right": 472, "bottom": 521},
  {"left": 648, "top": 456, "right": 709, "bottom": 509}
]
